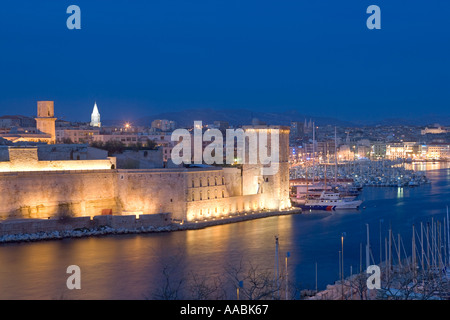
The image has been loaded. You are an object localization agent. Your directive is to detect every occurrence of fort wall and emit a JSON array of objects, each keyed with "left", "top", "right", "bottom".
[
  {"left": 0, "top": 213, "right": 172, "bottom": 236},
  {"left": 0, "top": 170, "right": 119, "bottom": 219},
  {"left": 116, "top": 169, "right": 188, "bottom": 220},
  {"left": 0, "top": 147, "right": 115, "bottom": 172},
  {"left": 0, "top": 126, "right": 291, "bottom": 227}
]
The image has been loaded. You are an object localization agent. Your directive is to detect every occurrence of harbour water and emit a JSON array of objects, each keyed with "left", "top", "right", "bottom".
[{"left": 0, "top": 162, "right": 449, "bottom": 300}]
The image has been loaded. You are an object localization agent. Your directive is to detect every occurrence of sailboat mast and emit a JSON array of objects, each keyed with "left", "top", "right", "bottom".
[
  {"left": 274, "top": 235, "right": 279, "bottom": 299},
  {"left": 412, "top": 224, "right": 416, "bottom": 279},
  {"left": 447, "top": 206, "right": 450, "bottom": 267},
  {"left": 305, "top": 165, "right": 309, "bottom": 200},
  {"left": 426, "top": 222, "right": 430, "bottom": 270},
  {"left": 366, "top": 224, "right": 370, "bottom": 269},
  {"left": 421, "top": 222, "right": 424, "bottom": 270},
  {"left": 334, "top": 126, "right": 338, "bottom": 185},
  {"left": 388, "top": 226, "right": 392, "bottom": 276},
  {"left": 312, "top": 122, "right": 315, "bottom": 185}
]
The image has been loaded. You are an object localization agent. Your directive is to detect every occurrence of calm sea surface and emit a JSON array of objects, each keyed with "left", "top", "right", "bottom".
[{"left": 0, "top": 162, "right": 449, "bottom": 300}]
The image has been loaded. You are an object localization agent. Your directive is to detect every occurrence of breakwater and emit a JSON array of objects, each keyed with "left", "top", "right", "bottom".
[{"left": 0, "top": 208, "right": 301, "bottom": 243}]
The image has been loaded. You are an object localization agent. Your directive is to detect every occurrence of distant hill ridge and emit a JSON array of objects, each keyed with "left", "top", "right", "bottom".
[
  {"left": 103, "top": 108, "right": 356, "bottom": 127},
  {"left": 100, "top": 108, "right": 450, "bottom": 127}
]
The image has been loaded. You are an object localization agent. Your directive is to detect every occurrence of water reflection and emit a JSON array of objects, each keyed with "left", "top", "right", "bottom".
[{"left": 406, "top": 161, "right": 450, "bottom": 172}]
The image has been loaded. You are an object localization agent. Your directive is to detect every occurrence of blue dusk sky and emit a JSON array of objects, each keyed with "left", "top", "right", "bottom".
[{"left": 0, "top": 0, "right": 449, "bottom": 123}]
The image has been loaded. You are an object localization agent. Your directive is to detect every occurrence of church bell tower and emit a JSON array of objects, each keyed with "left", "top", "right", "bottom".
[{"left": 35, "top": 101, "right": 57, "bottom": 144}]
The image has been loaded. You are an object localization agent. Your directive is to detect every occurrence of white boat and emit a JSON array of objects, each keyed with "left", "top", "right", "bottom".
[
  {"left": 295, "top": 191, "right": 363, "bottom": 211},
  {"left": 408, "top": 180, "right": 419, "bottom": 187},
  {"left": 290, "top": 183, "right": 332, "bottom": 200}
]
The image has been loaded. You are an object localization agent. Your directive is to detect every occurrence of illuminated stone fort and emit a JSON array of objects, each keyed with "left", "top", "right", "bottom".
[{"left": 0, "top": 102, "right": 291, "bottom": 222}]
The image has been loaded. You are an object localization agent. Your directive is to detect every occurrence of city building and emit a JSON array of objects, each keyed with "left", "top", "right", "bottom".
[
  {"left": 421, "top": 124, "right": 447, "bottom": 135},
  {"left": 93, "top": 133, "right": 142, "bottom": 146},
  {"left": 0, "top": 115, "right": 35, "bottom": 128},
  {"left": 337, "top": 145, "right": 354, "bottom": 161},
  {"left": 424, "top": 144, "right": 450, "bottom": 160},
  {"left": 56, "top": 128, "right": 100, "bottom": 144},
  {"left": 290, "top": 121, "right": 304, "bottom": 140},
  {"left": 151, "top": 119, "right": 176, "bottom": 132},
  {"left": 371, "top": 142, "right": 387, "bottom": 159},
  {"left": 0, "top": 101, "right": 56, "bottom": 144},
  {"left": 385, "top": 142, "right": 421, "bottom": 160}
]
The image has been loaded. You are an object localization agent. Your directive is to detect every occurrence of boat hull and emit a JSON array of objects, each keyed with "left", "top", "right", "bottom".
[
  {"left": 299, "top": 205, "right": 336, "bottom": 211},
  {"left": 296, "top": 200, "right": 363, "bottom": 211}
]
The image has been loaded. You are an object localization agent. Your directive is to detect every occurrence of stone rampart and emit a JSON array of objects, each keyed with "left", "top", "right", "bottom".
[{"left": 0, "top": 213, "right": 172, "bottom": 236}]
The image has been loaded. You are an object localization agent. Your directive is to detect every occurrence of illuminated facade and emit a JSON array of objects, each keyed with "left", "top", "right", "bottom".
[
  {"left": 0, "top": 126, "right": 291, "bottom": 221},
  {"left": 421, "top": 126, "right": 447, "bottom": 135},
  {"left": 385, "top": 142, "right": 421, "bottom": 160},
  {"left": 424, "top": 144, "right": 450, "bottom": 160}
]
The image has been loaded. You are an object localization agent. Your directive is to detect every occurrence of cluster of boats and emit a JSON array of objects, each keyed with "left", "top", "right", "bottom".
[
  {"left": 290, "top": 159, "right": 431, "bottom": 189},
  {"left": 356, "top": 173, "right": 430, "bottom": 187},
  {"left": 289, "top": 159, "right": 433, "bottom": 211}
]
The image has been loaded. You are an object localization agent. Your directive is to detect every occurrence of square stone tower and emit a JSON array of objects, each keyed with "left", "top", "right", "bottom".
[
  {"left": 35, "top": 101, "right": 57, "bottom": 143},
  {"left": 241, "top": 125, "right": 291, "bottom": 210}
]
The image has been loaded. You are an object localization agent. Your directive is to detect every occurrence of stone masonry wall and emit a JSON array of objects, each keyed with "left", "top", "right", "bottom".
[
  {"left": 0, "top": 213, "right": 172, "bottom": 236},
  {"left": 0, "top": 170, "right": 119, "bottom": 219}
]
